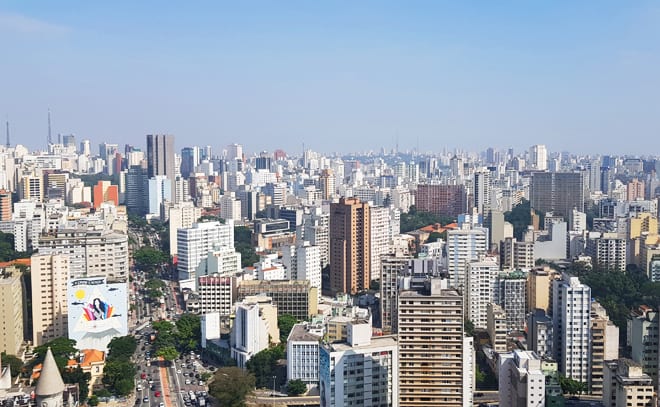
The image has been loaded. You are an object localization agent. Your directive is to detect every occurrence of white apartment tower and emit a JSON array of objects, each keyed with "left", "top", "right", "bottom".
[
  {"left": 552, "top": 274, "right": 592, "bottom": 384},
  {"left": 499, "top": 350, "right": 546, "bottom": 407},
  {"left": 465, "top": 257, "right": 499, "bottom": 329},
  {"left": 167, "top": 201, "right": 202, "bottom": 256},
  {"left": 371, "top": 205, "right": 392, "bottom": 284},
  {"left": 286, "top": 323, "right": 322, "bottom": 386},
  {"left": 529, "top": 144, "right": 548, "bottom": 171},
  {"left": 446, "top": 226, "right": 488, "bottom": 290},
  {"left": 473, "top": 169, "right": 492, "bottom": 214},
  {"left": 282, "top": 241, "right": 322, "bottom": 301},
  {"left": 177, "top": 220, "right": 234, "bottom": 281}
]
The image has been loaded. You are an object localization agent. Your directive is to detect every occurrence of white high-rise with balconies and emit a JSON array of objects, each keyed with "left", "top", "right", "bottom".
[
  {"left": 282, "top": 241, "right": 321, "bottom": 300},
  {"left": 177, "top": 220, "right": 234, "bottom": 282},
  {"left": 466, "top": 257, "right": 499, "bottom": 329},
  {"left": 446, "top": 225, "right": 488, "bottom": 290}
]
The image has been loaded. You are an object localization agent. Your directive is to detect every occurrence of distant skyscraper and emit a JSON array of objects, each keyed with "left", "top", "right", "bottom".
[
  {"left": 473, "top": 169, "right": 492, "bottom": 214},
  {"left": 180, "top": 147, "right": 199, "bottom": 178},
  {"left": 329, "top": 197, "right": 371, "bottom": 295},
  {"left": 530, "top": 172, "right": 585, "bottom": 217},
  {"left": 529, "top": 144, "right": 548, "bottom": 171},
  {"left": 146, "top": 134, "right": 175, "bottom": 179},
  {"left": 415, "top": 184, "right": 467, "bottom": 218}
]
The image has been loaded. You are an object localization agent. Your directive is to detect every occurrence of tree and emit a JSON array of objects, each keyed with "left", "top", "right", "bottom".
[
  {"left": 62, "top": 366, "right": 91, "bottom": 401},
  {"left": 106, "top": 336, "right": 137, "bottom": 362},
  {"left": 286, "top": 379, "right": 306, "bottom": 396},
  {"left": 464, "top": 319, "right": 475, "bottom": 337},
  {"left": 156, "top": 346, "right": 179, "bottom": 361},
  {"left": 209, "top": 367, "right": 255, "bottom": 407},
  {"left": 559, "top": 375, "right": 587, "bottom": 396},
  {"left": 504, "top": 199, "right": 532, "bottom": 240},
  {"left": 426, "top": 231, "right": 445, "bottom": 243},
  {"left": 400, "top": 207, "right": 454, "bottom": 233},
  {"left": 87, "top": 395, "right": 99, "bottom": 406},
  {"left": 277, "top": 314, "right": 298, "bottom": 343},
  {"left": 234, "top": 225, "right": 259, "bottom": 267},
  {"left": 102, "top": 360, "right": 136, "bottom": 396},
  {"left": 134, "top": 246, "right": 169, "bottom": 273},
  {"left": 0, "top": 353, "right": 23, "bottom": 378},
  {"left": 246, "top": 345, "right": 284, "bottom": 388},
  {"left": 175, "top": 313, "right": 201, "bottom": 352},
  {"left": 33, "top": 338, "right": 78, "bottom": 369}
]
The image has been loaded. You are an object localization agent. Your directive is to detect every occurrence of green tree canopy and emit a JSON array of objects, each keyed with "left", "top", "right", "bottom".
[
  {"left": 246, "top": 345, "right": 285, "bottom": 389},
  {"left": 286, "top": 379, "right": 306, "bottom": 396},
  {"left": 102, "top": 360, "right": 136, "bottom": 396},
  {"left": 504, "top": 199, "right": 532, "bottom": 240},
  {"left": 1, "top": 353, "right": 23, "bottom": 378},
  {"left": 235, "top": 226, "right": 258, "bottom": 267},
  {"left": 209, "top": 367, "right": 255, "bottom": 407},
  {"left": 277, "top": 314, "right": 298, "bottom": 343},
  {"left": 175, "top": 313, "right": 201, "bottom": 352},
  {"left": 559, "top": 375, "right": 587, "bottom": 396},
  {"left": 106, "top": 336, "right": 137, "bottom": 362},
  {"left": 156, "top": 346, "right": 179, "bottom": 361},
  {"left": 400, "top": 206, "right": 455, "bottom": 233},
  {"left": 134, "top": 247, "right": 169, "bottom": 273}
]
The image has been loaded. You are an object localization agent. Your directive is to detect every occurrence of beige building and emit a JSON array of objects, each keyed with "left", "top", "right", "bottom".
[
  {"left": 0, "top": 266, "right": 24, "bottom": 354},
  {"left": 329, "top": 197, "right": 371, "bottom": 295},
  {"left": 398, "top": 280, "right": 473, "bottom": 406},
  {"left": 237, "top": 280, "right": 318, "bottom": 320},
  {"left": 526, "top": 267, "right": 554, "bottom": 313},
  {"left": 603, "top": 359, "right": 656, "bottom": 407},
  {"left": 487, "top": 303, "right": 507, "bottom": 353},
  {"left": 591, "top": 301, "right": 619, "bottom": 396},
  {"left": 31, "top": 254, "right": 69, "bottom": 346}
]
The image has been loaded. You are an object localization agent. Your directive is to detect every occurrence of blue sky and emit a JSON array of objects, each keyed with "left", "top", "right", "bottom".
[{"left": 0, "top": 1, "right": 659, "bottom": 156}]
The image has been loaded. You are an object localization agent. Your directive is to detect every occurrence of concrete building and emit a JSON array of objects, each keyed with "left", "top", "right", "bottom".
[
  {"left": 320, "top": 323, "right": 398, "bottom": 407},
  {"left": 552, "top": 274, "right": 591, "bottom": 384},
  {"left": 205, "top": 246, "right": 241, "bottom": 276},
  {"left": 628, "top": 306, "right": 659, "bottom": 387},
  {"left": 415, "top": 184, "right": 467, "bottom": 218},
  {"left": 530, "top": 172, "right": 585, "bottom": 217},
  {"left": 603, "top": 359, "right": 656, "bottom": 407},
  {"left": 528, "top": 144, "right": 548, "bottom": 171},
  {"left": 501, "top": 238, "right": 535, "bottom": 271},
  {"left": 219, "top": 192, "right": 242, "bottom": 221},
  {"left": 301, "top": 208, "right": 330, "bottom": 268},
  {"left": 527, "top": 309, "right": 553, "bottom": 359},
  {"left": 166, "top": 201, "right": 202, "bottom": 256},
  {"left": 586, "top": 232, "right": 627, "bottom": 271},
  {"left": 230, "top": 296, "right": 279, "bottom": 368},
  {"left": 591, "top": 301, "right": 620, "bottom": 396},
  {"left": 499, "top": 350, "right": 546, "bottom": 407},
  {"left": 465, "top": 258, "right": 499, "bottom": 329},
  {"left": 371, "top": 205, "right": 393, "bottom": 285},
  {"left": 526, "top": 267, "right": 554, "bottom": 313},
  {"left": 282, "top": 241, "right": 322, "bottom": 301},
  {"left": 146, "top": 134, "right": 176, "bottom": 192},
  {"left": 329, "top": 197, "right": 371, "bottom": 295},
  {"left": 147, "top": 175, "right": 172, "bottom": 216},
  {"left": 627, "top": 178, "right": 646, "bottom": 201},
  {"left": 31, "top": 254, "right": 69, "bottom": 346},
  {"left": 37, "top": 229, "right": 129, "bottom": 281},
  {"left": 0, "top": 189, "right": 12, "bottom": 221},
  {"left": 0, "top": 266, "right": 24, "bottom": 355},
  {"left": 286, "top": 323, "right": 322, "bottom": 386},
  {"left": 487, "top": 303, "right": 508, "bottom": 353},
  {"left": 496, "top": 270, "right": 527, "bottom": 333},
  {"left": 237, "top": 280, "right": 318, "bottom": 320},
  {"left": 398, "top": 280, "right": 473, "bottom": 407},
  {"left": 197, "top": 274, "right": 236, "bottom": 316},
  {"left": 445, "top": 226, "right": 488, "bottom": 290},
  {"left": 92, "top": 180, "right": 118, "bottom": 209},
  {"left": 177, "top": 220, "right": 234, "bottom": 281},
  {"left": 473, "top": 169, "right": 492, "bottom": 214}
]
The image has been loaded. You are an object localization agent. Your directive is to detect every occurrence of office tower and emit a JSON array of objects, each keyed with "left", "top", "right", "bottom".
[
  {"left": 35, "top": 348, "right": 66, "bottom": 407},
  {"left": 570, "top": 207, "right": 587, "bottom": 232},
  {"left": 146, "top": 134, "right": 175, "bottom": 179},
  {"left": 235, "top": 185, "right": 258, "bottom": 221},
  {"left": 473, "top": 169, "right": 492, "bottom": 214},
  {"left": 450, "top": 155, "right": 463, "bottom": 179},
  {"left": 627, "top": 178, "right": 645, "bottom": 201},
  {"left": 31, "top": 254, "right": 69, "bottom": 346},
  {"left": 99, "top": 142, "right": 118, "bottom": 162},
  {"left": 496, "top": 271, "right": 527, "bottom": 332},
  {"left": 628, "top": 307, "right": 659, "bottom": 386},
  {"left": 319, "top": 168, "right": 335, "bottom": 200},
  {"left": 167, "top": 201, "right": 202, "bottom": 256},
  {"left": 603, "top": 359, "right": 655, "bottom": 407},
  {"left": 379, "top": 254, "right": 413, "bottom": 334},
  {"left": 484, "top": 209, "right": 506, "bottom": 250},
  {"left": 586, "top": 233, "right": 627, "bottom": 271},
  {"left": 62, "top": 134, "right": 76, "bottom": 150},
  {"left": 282, "top": 242, "right": 321, "bottom": 301},
  {"left": 500, "top": 237, "right": 535, "bottom": 271},
  {"left": 526, "top": 267, "right": 554, "bottom": 313},
  {"left": 92, "top": 180, "right": 119, "bottom": 208},
  {"left": 552, "top": 274, "right": 591, "bottom": 384},
  {"left": 330, "top": 197, "right": 371, "bottom": 295},
  {"left": 180, "top": 146, "right": 199, "bottom": 178},
  {"left": 530, "top": 172, "right": 585, "bottom": 217},
  {"left": 415, "top": 184, "right": 467, "bottom": 218},
  {"left": 320, "top": 322, "right": 398, "bottom": 407},
  {"left": 38, "top": 230, "right": 129, "bottom": 281},
  {"left": 219, "top": 192, "right": 241, "bottom": 221},
  {"left": 371, "top": 206, "right": 392, "bottom": 285},
  {"left": 226, "top": 143, "right": 243, "bottom": 161},
  {"left": 177, "top": 221, "right": 234, "bottom": 281},
  {"left": 237, "top": 280, "right": 318, "bottom": 320},
  {"left": 591, "top": 301, "right": 619, "bottom": 396},
  {"left": 0, "top": 189, "right": 11, "bottom": 221},
  {"left": 230, "top": 296, "right": 279, "bottom": 368},
  {"left": 197, "top": 274, "right": 236, "bottom": 316},
  {"left": 527, "top": 309, "right": 553, "bottom": 359},
  {"left": 398, "top": 280, "right": 473, "bottom": 406},
  {"left": 529, "top": 144, "right": 548, "bottom": 171},
  {"left": 0, "top": 266, "right": 24, "bottom": 355},
  {"left": 80, "top": 139, "right": 91, "bottom": 156},
  {"left": 126, "top": 165, "right": 149, "bottom": 214},
  {"left": 487, "top": 303, "right": 507, "bottom": 353},
  {"left": 287, "top": 323, "right": 322, "bottom": 386},
  {"left": 255, "top": 151, "right": 272, "bottom": 170},
  {"left": 301, "top": 209, "right": 330, "bottom": 268},
  {"left": 147, "top": 176, "right": 172, "bottom": 216},
  {"left": 499, "top": 350, "right": 546, "bottom": 406},
  {"left": 20, "top": 175, "right": 44, "bottom": 202},
  {"left": 445, "top": 226, "right": 488, "bottom": 290},
  {"left": 465, "top": 258, "right": 499, "bottom": 329}
]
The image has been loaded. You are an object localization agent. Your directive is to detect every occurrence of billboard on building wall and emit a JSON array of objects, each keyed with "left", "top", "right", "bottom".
[{"left": 67, "top": 277, "right": 128, "bottom": 351}]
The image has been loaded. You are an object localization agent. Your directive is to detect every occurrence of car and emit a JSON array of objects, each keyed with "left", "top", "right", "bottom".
[
  {"left": 199, "top": 381, "right": 203, "bottom": 386},
  {"left": 136, "top": 385, "right": 143, "bottom": 391},
  {"left": 177, "top": 369, "right": 182, "bottom": 374},
  {"left": 154, "top": 391, "right": 161, "bottom": 397},
  {"left": 143, "top": 397, "right": 149, "bottom": 403},
  {"left": 185, "top": 379, "right": 191, "bottom": 385},
  {"left": 141, "top": 373, "right": 147, "bottom": 379},
  {"left": 148, "top": 380, "right": 154, "bottom": 385},
  {"left": 159, "top": 404, "right": 165, "bottom": 407}
]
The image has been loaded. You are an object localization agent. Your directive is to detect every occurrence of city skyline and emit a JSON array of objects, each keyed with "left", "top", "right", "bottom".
[{"left": 1, "top": 2, "right": 660, "bottom": 155}]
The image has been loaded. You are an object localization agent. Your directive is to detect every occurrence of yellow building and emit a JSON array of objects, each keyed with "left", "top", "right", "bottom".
[
  {"left": 31, "top": 254, "right": 69, "bottom": 346},
  {"left": 0, "top": 266, "right": 24, "bottom": 355}
]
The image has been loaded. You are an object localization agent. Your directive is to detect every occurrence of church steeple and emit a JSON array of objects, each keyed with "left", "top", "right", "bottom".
[{"left": 35, "top": 348, "right": 65, "bottom": 407}]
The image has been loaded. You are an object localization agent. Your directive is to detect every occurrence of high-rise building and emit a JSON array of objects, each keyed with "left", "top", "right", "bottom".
[
  {"left": 230, "top": 296, "right": 279, "bottom": 368},
  {"left": 319, "top": 168, "right": 335, "bottom": 200},
  {"left": 528, "top": 144, "right": 548, "bottom": 171},
  {"left": 180, "top": 146, "right": 199, "bottom": 179},
  {"left": 591, "top": 301, "right": 619, "bottom": 396},
  {"left": 31, "top": 254, "right": 69, "bottom": 346},
  {"left": 330, "top": 197, "right": 371, "bottom": 295},
  {"left": 379, "top": 254, "right": 413, "bottom": 334},
  {"left": 300, "top": 208, "right": 329, "bottom": 268},
  {"left": 197, "top": 274, "right": 236, "bottom": 316},
  {"left": 287, "top": 323, "right": 322, "bottom": 387},
  {"left": 586, "top": 233, "right": 627, "bottom": 271},
  {"left": 177, "top": 221, "right": 234, "bottom": 281},
  {"left": 0, "top": 189, "right": 11, "bottom": 221},
  {"left": 126, "top": 165, "right": 149, "bottom": 215},
  {"left": 398, "top": 280, "right": 473, "bottom": 407},
  {"left": 320, "top": 322, "right": 398, "bottom": 407},
  {"left": 473, "top": 169, "right": 492, "bottom": 214},
  {"left": 496, "top": 270, "right": 527, "bottom": 332},
  {"left": 282, "top": 242, "right": 321, "bottom": 301},
  {"left": 465, "top": 257, "right": 499, "bottom": 329},
  {"left": 415, "top": 184, "right": 467, "bottom": 218},
  {"left": 627, "top": 178, "right": 645, "bottom": 201},
  {"left": 552, "top": 274, "right": 591, "bottom": 384},
  {"left": 526, "top": 267, "right": 554, "bottom": 313},
  {"left": 499, "top": 350, "right": 546, "bottom": 406},
  {"left": 0, "top": 266, "right": 24, "bottom": 355},
  {"left": 237, "top": 280, "right": 318, "bottom": 320},
  {"left": 166, "top": 201, "right": 202, "bottom": 256},
  {"left": 371, "top": 205, "right": 392, "bottom": 285},
  {"left": 603, "top": 359, "right": 656, "bottom": 407},
  {"left": 628, "top": 306, "right": 659, "bottom": 387},
  {"left": 527, "top": 309, "right": 553, "bottom": 359},
  {"left": 530, "top": 172, "right": 585, "bottom": 217},
  {"left": 487, "top": 303, "right": 507, "bottom": 353},
  {"left": 146, "top": 134, "right": 175, "bottom": 179},
  {"left": 445, "top": 226, "right": 488, "bottom": 290},
  {"left": 92, "top": 180, "right": 119, "bottom": 209}
]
